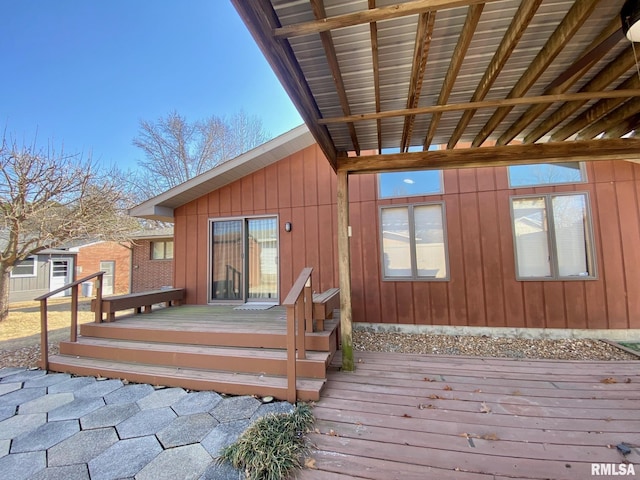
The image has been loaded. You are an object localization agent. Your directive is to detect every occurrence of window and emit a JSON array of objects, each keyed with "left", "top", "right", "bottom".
[
  {"left": 511, "top": 193, "right": 595, "bottom": 280},
  {"left": 380, "top": 203, "right": 448, "bottom": 280},
  {"left": 151, "top": 241, "right": 174, "bottom": 260},
  {"left": 11, "top": 256, "right": 37, "bottom": 277},
  {"left": 508, "top": 162, "right": 585, "bottom": 187},
  {"left": 378, "top": 170, "right": 443, "bottom": 198}
]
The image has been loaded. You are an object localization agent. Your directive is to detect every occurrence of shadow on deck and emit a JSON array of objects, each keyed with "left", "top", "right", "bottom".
[{"left": 47, "top": 305, "right": 340, "bottom": 401}]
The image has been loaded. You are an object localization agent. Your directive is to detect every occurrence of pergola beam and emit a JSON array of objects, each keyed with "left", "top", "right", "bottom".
[
  {"left": 317, "top": 89, "right": 640, "bottom": 124},
  {"left": 551, "top": 74, "right": 640, "bottom": 141},
  {"left": 273, "top": 0, "right": 500, "bottom": 38},
  {"left": 496, "top": 15, "right": 623, "bottom": 146},
  {"left": 401, "top": 11, "right": 436, "bottom": 151},
  {"left": 472, "top": 0, "right": 599, "bottom": 147},
  {"left": 231, "top": 0, "right": 338, "bottom": 168},
  {"left": 423, "top": 3, "right": 483, "bottom": 150},
  {"left": 577, "top": 97, "right": 640, "bottom": 140},
  {"left": 337, "top": 138, "right": 640, "bottom": 173},
  {"left": 369, "top": 0, "right": 383, "bottom": 152},
  {"left": 310, "top": 0, "right": 360, "bottom": 154},
  {"left": 447, "top": 0, "right": 542, "bottom": 149},
  {"left": 524, "top": 46, "right": 636, "bottom": 144}
]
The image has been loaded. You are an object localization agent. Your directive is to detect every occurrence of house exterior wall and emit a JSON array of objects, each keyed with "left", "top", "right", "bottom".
[
  {"left": 75, "top": 242, "right": 131, "bottom": 295},
  {"left": 8, "top": 255, "right": 51, "bottom": 303},
  {"left": 131, "top": 239, "right": 174, "bottom": 293},
  {"left": 173, "top": 144, "right": 640, "bottom": 330}
]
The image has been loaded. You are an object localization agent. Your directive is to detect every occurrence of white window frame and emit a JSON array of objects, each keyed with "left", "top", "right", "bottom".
[
  {"left": 379, "top": 202, "right": 449, "bottom": 281},
  {"left": 11, "top": 256, "right": 37, "bottom": 278},
  {"left": 507, "top": 162, "right": 587, "bottom": 188},
  {"left": 510, "top": 192, "right": 597, "bottom": 281},
  {"left": 151, "top": 241, "right": 174, "bottom": 260}
]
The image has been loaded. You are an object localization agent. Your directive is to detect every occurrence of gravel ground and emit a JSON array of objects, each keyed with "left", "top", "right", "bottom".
[
  {"left": 354, "top": 331, "right": 638, "bottom": 361},
  {"left": 0, "top": 332, "right": 636, "bottom": 370},
  {"left": 0, "top": 343, "right": 59, "bottom": 369}
]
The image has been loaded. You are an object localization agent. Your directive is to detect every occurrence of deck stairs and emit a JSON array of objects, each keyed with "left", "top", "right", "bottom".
[{"left": 47, "top": 307, "right": 340, "bottom": 402}]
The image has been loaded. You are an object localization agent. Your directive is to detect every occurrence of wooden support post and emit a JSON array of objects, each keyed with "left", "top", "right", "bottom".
[
  {"left": 337, "top": 169, "right": 354, "bottom": 371},
  {"left": 39, "top": 299, "right": 48, "bottom": 370},
  {"left": 94, "top": 273, "right": 103, "bottom": 323},
  {"left": 70, "top": 285, "right": 78, "bottom": 343},
  {"left": 286, "top": 305, "right": 297, "bottom": 403}
]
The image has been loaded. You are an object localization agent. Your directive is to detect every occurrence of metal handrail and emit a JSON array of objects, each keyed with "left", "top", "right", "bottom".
[
  {"left": 282, "top": 267, "right": 314, "bottom": 403},
  {"left": 36, "top": 271, "right": 105, "bottom": 370}
]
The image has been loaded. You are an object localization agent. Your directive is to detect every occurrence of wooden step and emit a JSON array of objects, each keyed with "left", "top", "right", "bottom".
[
  {"left": 79, "top": 318, "right": 339, "bottom": 352},
  {"left": 47, "top": 355, "right": 325, "bottom": 402},
  {"left": 59, "top": 337, "right": 329, "bottom": 379}
]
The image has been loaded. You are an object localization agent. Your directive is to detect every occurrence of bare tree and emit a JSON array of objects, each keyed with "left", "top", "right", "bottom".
[
  {"left": 0, "top": 134, "right": 137, "bottom": 321},
  {"left": 131, "top": 110, "right": 270, "bottom": 199}
]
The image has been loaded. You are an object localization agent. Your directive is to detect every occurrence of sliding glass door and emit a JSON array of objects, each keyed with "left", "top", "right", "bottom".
[{"left": 210, "top": 217, "right": 278, "bottom": 302}]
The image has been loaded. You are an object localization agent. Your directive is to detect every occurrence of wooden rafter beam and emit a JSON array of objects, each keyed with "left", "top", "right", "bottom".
[
  {"left": 423, "top": 3, "right": 483, "bottom": 150},
  {"left": 231, "top": 0, "right": 338, "bottom": 168},
  {"left": 550, "top": 74, "right": 640, "bottom": 142},
  {"left": 577, "top": 97, "right": 640, "bottom": 140},
  {"left": 369, "top": 0, "right": 382, "bottom": 153},
  {"left": 273, "top": 0, "right": 500, "bottom": 38},
  {"left": 310, "top": 0, "right": 360, "bottom": 155},
  {"left": 447, "top": 0, "right": 542, "bottom": 149},
  {"left": 401, "top": 11, "right": 436, "bottom": 152},
  {"left": 317, "top": 89, "right": 640, "bottom": 124},
  {"left": 603, "top": 112, "right": 640, "bottom": 138},
  {"left": 497, "top": 15, "right": 624, "bottom": 146},
  {"left": 471, "top": 0, "right": 599, "bottom": 147},
  {"left": 337, "top": 138, "right": 640, "bottom": 174},
  {"left": 525, "top": 46, "right": 636, "bottom": 144}
]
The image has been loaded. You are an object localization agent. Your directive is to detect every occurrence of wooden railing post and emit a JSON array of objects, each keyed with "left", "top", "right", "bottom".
[
  {"left": 283, "top": 267, "right": 314, "bottom": 404},
  {"left": 296, "top": 298, "right": 306, "bottom": 360},
  {"left": 36, "top": 271, "right": 106, "bottom": 373},
  {"left": 286, "top": 305, "right": 297, "bottom": 403},
  {"left": 94, "top": 272, "right": 103, "bottom": 323},
  {"left": 70, "top": 284, "right": 79, "bottom": 343},
  {"left": 39, "top": 299, "right": 49, "bottom": 370},
  {"left": 304, "top": 278, "right": 313, "bottom": 333}
]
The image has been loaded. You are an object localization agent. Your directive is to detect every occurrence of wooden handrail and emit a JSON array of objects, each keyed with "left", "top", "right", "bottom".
[
  {"left": 37, "top": 271, "right": 105, "bottom": 371},
  {"left": 282, "top": 267, "right": 313, "bottom": 403},
  {"left": 34, "top": 271, "right": 106, "bottom": 301}
]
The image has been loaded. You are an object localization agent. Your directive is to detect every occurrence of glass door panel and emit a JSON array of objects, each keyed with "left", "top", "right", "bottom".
[
  {"left": 247, "top": 217, "right": 278, "bottom": 301},
  {"left": 211, "top": 220, "right": 244, "bottom": 300}
]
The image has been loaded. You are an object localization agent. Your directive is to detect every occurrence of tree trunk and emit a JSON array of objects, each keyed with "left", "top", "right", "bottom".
[{"left": 0, "top": 267, "right": 10, "bottom": 322}]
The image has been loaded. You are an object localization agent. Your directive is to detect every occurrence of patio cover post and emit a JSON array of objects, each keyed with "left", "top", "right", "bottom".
[{"left": 337, "top": 169, "right": 354, "bottom": 371}]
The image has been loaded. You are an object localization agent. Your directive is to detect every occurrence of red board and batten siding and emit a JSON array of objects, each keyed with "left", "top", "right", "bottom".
[{"left": 173, "top": 144, "right": 640, "bottom": 330}]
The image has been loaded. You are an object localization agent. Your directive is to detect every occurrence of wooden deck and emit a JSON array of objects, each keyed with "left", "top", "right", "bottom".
[
  {"left": 302, "top": 351, "right": 640, "bottom": 480},
  {"left": 48, "top": 305, "right": 339, "bottom": 401}
]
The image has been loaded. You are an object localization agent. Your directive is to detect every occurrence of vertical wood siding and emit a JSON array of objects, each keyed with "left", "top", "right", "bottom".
[{"left": 173, "top": 145, "right": 640, "bottom": 330}]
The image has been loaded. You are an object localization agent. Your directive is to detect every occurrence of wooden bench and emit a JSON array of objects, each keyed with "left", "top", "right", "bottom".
[
  {"left": 312, "top": 288, "right": 340, "bottom": 331},
  {"left": 91, "top": 288, "right": 185, "bottom": 322}
]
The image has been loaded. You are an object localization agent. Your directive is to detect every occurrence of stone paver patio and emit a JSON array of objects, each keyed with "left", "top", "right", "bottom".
[{"left": 0, "top": 367, "right": 294, "bottom": 480}]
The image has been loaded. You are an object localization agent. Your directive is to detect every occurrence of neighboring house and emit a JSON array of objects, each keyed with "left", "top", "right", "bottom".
[
  {"left": 131, "top": 126, "right": 640, "bottom": 335},
  {"left": 130, "top": 228, "right": 174, "bottom": 293},
  {"left": 68, "top": 240, "right": 132, "bottom": 296},
  {"left": 8, "top": 250, "right": 76, "bottom": 303}
]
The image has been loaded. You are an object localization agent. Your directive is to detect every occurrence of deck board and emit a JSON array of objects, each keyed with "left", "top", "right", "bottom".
[{"left": 300, "top": 351, "right": 640, "bottom": 480}]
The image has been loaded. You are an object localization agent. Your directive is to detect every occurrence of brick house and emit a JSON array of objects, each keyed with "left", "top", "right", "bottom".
[
  {"left": 69, "top": 241, "right": 131, "bottom": 295},
  {"left": 130, "top": 228, "right": 174, "bottom": 293}
]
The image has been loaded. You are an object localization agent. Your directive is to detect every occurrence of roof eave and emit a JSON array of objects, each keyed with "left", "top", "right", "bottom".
[{"left": 129, "top": 124, "right": 315, "bottom": 222}]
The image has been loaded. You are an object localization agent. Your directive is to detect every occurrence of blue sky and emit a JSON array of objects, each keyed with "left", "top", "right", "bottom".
[{"left": 1, "top": 1, "right": 303, "bottom": 169}]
